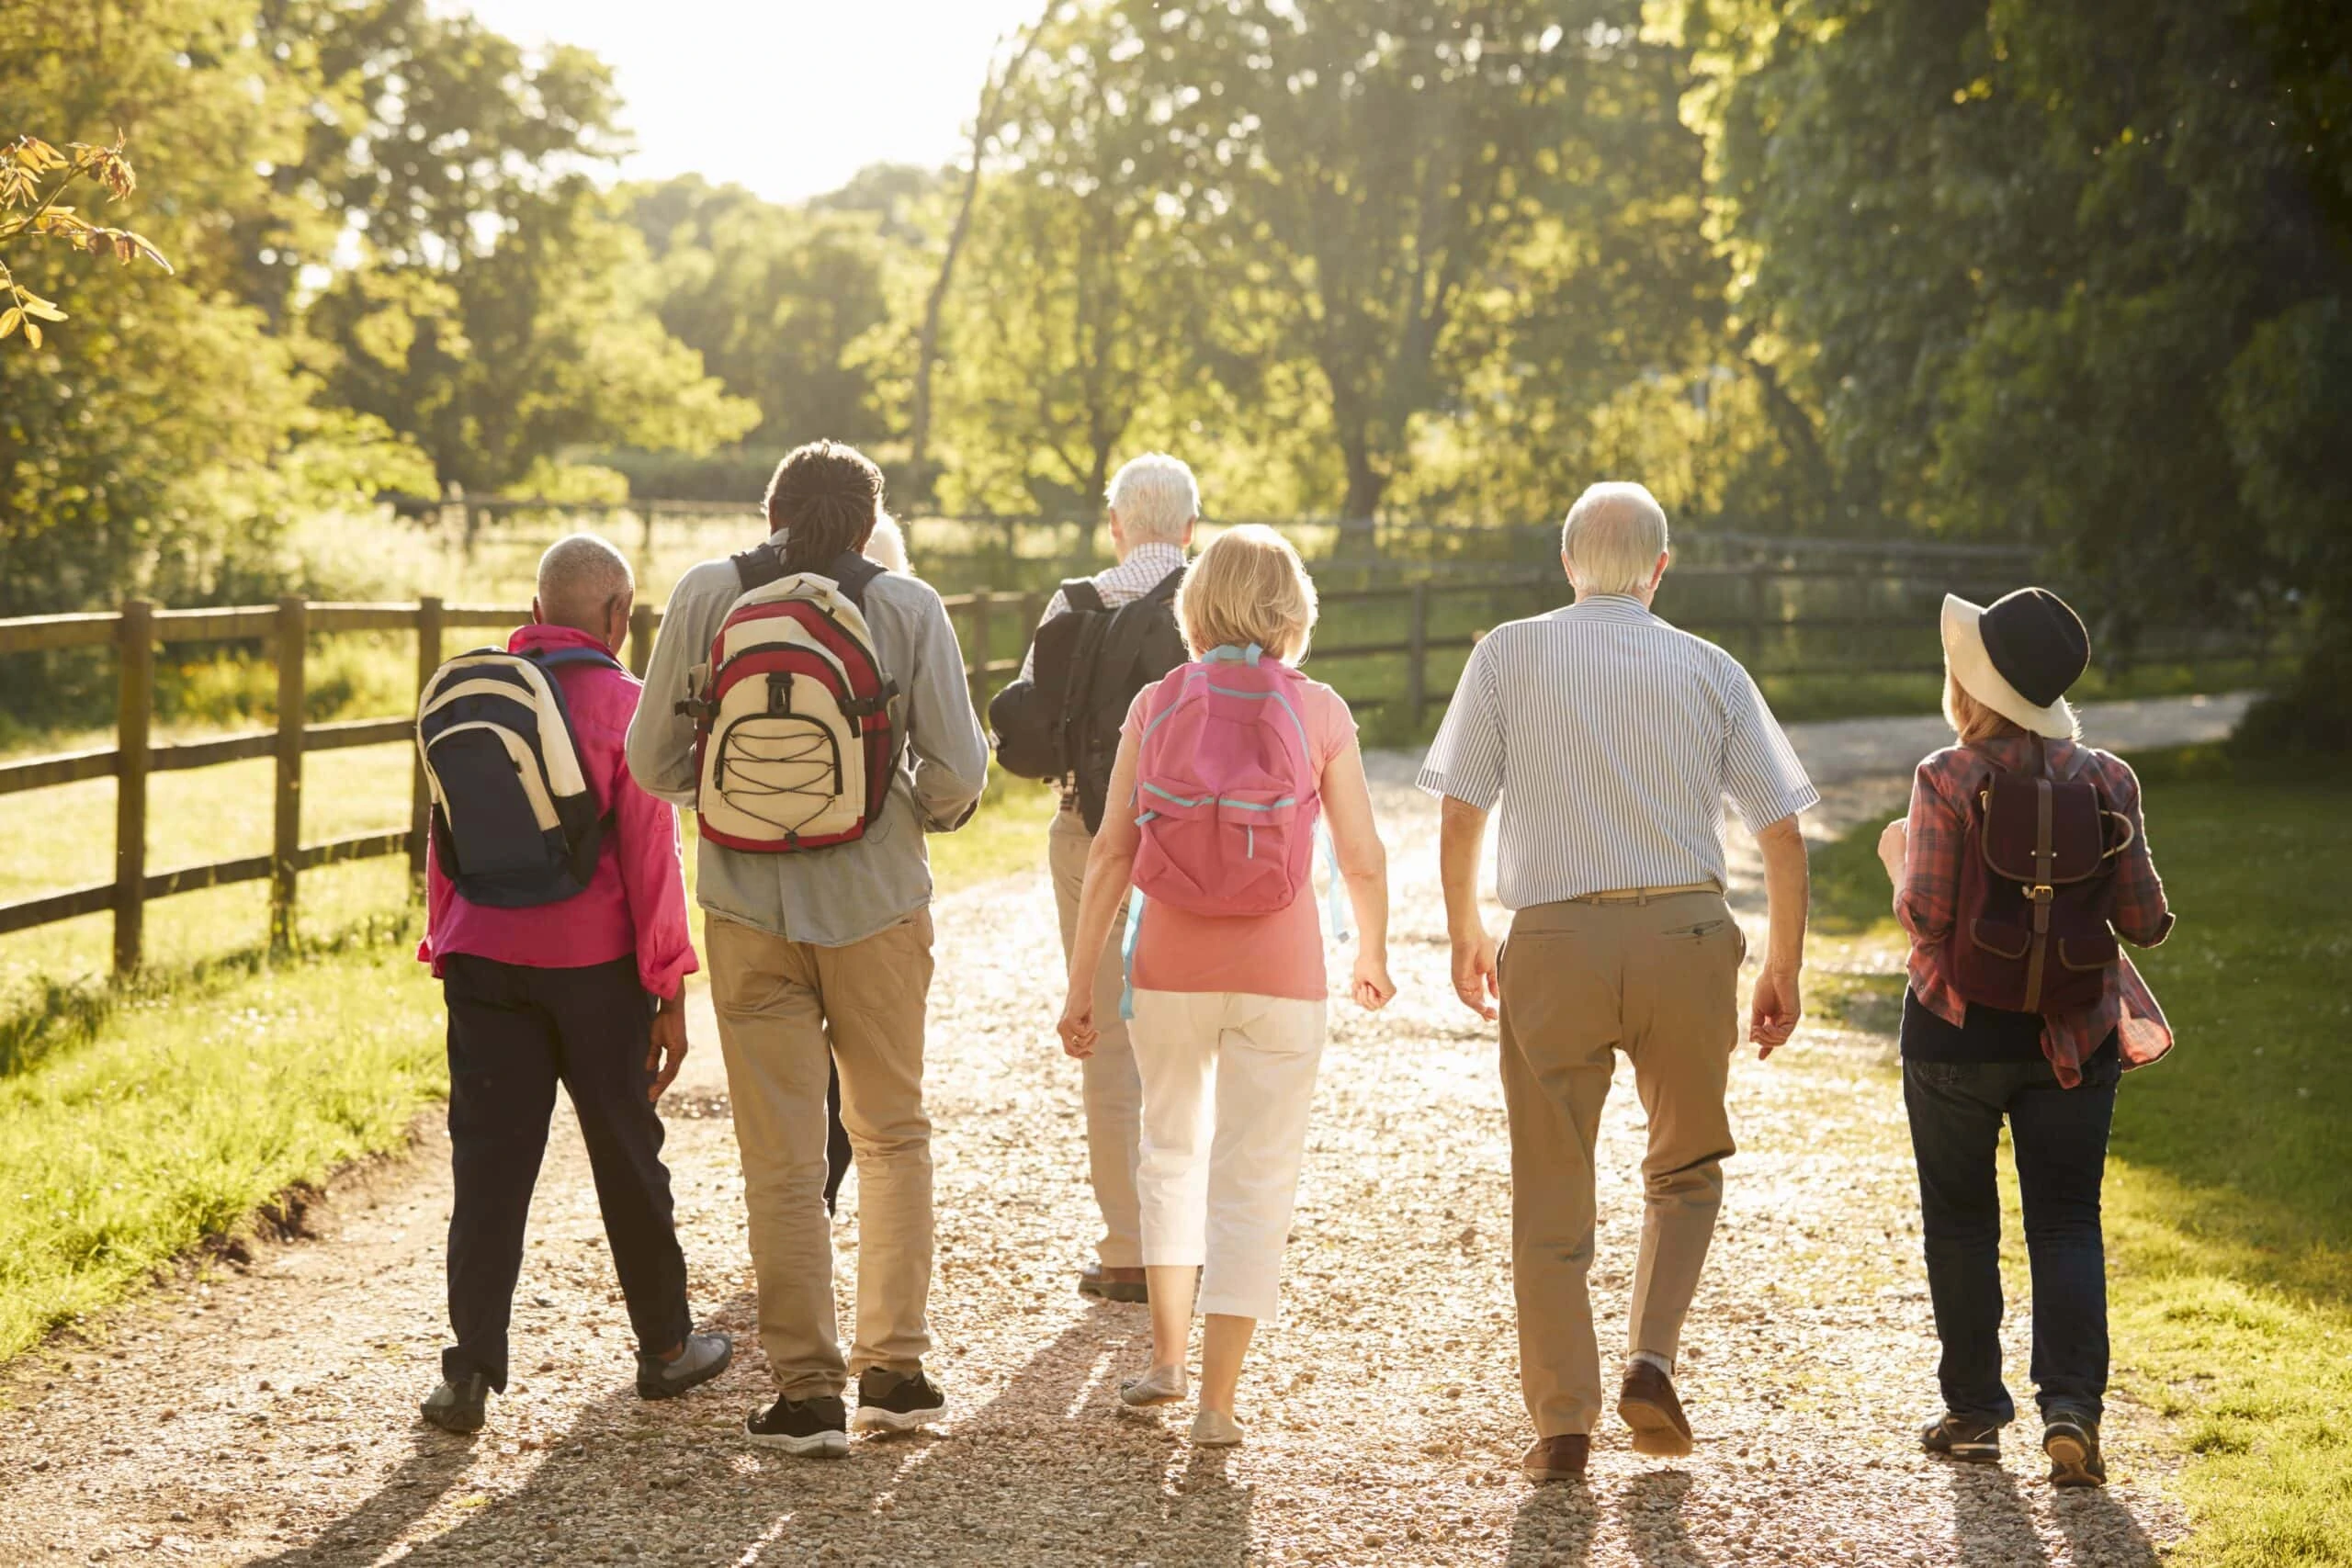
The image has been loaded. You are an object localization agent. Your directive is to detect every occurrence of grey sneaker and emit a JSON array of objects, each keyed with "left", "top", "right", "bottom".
[
  {"left": 637, "top": 1330, "right": 733, "bottom": 1401},
  {"left": 421, "top": 1371, "right": 488, "bottom": 1434}
]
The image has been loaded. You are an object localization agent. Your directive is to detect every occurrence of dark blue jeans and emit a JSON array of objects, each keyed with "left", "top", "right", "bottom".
[{"left": 1902, "top": 1053, "right": 2118, "bottom": 1426}]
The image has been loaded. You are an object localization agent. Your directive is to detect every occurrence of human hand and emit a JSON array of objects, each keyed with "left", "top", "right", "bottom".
[
  {"left": 1748, "top": 964, "right": 1802, "bottom": 1058},
  {"left": 1057, "top": 987, "right": 1099, "bottom": 1060},
  {"left": 1351, "top": 952, "right": 1396, "bottom": 1012},
  {"left": 1450, "top": 927, "right": 1499, "bottom": 1021},
  {"left": 646, "top": 997, "right": 688, "bottom": 1102},
  {"left": 1877, "top": 819, "right": 1908, "bottom": 883}
]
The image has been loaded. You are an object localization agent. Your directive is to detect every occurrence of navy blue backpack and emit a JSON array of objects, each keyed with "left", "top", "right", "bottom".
[{"left": 415, "top": 645, "right": 618, "bottom": 907}]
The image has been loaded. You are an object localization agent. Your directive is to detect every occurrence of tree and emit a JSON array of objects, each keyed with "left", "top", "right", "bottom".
[{"left": 0, "top": 134, "right": 170, "bottom": 351}]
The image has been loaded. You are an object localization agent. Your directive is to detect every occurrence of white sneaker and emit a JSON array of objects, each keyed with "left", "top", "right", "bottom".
[{"left": 1118, "top": 1364, "right": 1188, "bottom": 1407}]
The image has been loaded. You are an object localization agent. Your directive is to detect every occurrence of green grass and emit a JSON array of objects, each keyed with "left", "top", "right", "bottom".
[{"left": 1812, "top": 745, "right": 2352, "bottom": 1565}]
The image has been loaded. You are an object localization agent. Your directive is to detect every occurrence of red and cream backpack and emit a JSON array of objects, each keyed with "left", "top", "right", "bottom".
[{"left": 675, "top": 546, "right": 901, "bottom": 852}]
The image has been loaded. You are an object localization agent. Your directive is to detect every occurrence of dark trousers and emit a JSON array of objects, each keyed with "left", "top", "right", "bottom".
[
  {"left": 1902, "top": 1054, "right": 2118, "bottom": 1426},
  {"left": 442, "top": 953, "right": 694, "bottom": 1390}
]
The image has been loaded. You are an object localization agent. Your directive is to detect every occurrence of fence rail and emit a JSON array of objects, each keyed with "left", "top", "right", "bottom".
[{"left": 0, "top": 566, "right": 2280, "bottom": 970}]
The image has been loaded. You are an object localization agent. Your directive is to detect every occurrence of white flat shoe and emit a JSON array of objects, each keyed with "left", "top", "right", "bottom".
[
  {"left": 1118, "top": 1364, "right": 1188, "bottom": 1407},
  {"left": 1190, "top": 1408, "right": 1243, "bottom": 1448}
]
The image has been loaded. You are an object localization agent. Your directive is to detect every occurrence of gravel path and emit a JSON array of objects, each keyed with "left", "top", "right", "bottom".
[{"left": 0, "top": 700, "right": 2240, "bottom": 1567}]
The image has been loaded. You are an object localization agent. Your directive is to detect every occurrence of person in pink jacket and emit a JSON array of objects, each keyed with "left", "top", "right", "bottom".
[{"left": 415, "top": 534, "right": 730, "bottom": 1434}]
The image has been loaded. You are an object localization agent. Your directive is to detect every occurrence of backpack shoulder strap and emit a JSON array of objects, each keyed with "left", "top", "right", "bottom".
[
  {"left": 527, "top": 645, "right": 624, "bottom": 673},
  {"left": 1142, "top": 565, "right": 1184, "bottom": 604},
  {"left": 828, "top": 549, "right": 885, "bottom": 611},
  {"left": 1061, "top": 578, "right": 1107, "bottom": 615},
  {"left": 731, "top": 540, "right": 786, "bottom": 593}
]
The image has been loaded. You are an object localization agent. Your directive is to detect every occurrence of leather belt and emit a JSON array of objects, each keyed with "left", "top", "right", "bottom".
[{"left": 1566, "top": 879, "right": 1723, "bottom": 906}]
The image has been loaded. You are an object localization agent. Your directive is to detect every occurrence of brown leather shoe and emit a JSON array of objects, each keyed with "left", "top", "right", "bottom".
[
  {"left": 1521, "top": 1434, "right": 1590, "bottom": 1482},
  {"left": 1077, "top": 1262, "right": 1148, "bottom": 1303},
  {"left": 1618, "top": 1360, "right": 1694, "bottom": 1457}
]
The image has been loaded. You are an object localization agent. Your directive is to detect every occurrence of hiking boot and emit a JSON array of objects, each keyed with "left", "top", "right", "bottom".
[
  {"left": 2043, "top": 1413, "right": 2106, "bottom": 1488},
  {"left": 636, "top": 1330, "right": 733, "bottom": 1401},
  {"left": 852, "top": 1367, "right": 946, "bottom": 1434},
  {"left": 1920, "top": 1412, "right": 2002, "bottom": 1464},
  {"left": 1521, "top": 1434, "right": 1590, "bottom": 1482},
  {"left": 746, "top": 1393, "right": 849, "bottom": 1458},
  {"left": 1078, "top": 1262, "right": 1149, "bottom": 1303},
  {"left": 420, "top": 1371, "right": 489, "bottom": 1435},
  {"left": 1617, "top": 1360, "right": 1694, "bottom": 1457}
]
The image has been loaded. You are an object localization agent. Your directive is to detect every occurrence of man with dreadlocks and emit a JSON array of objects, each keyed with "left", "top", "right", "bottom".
[{"left": 628, "top": 440, "right": 989, "bottom": 1457}]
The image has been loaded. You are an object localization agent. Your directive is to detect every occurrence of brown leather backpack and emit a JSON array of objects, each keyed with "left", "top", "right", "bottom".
[{"left": 1949, "top": 739, "right": 2138, "bottom": 1014}]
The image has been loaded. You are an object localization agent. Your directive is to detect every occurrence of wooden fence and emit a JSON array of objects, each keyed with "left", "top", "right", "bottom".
[{"left": 0, "top": 564, "right": 2273, "bottom": 972}]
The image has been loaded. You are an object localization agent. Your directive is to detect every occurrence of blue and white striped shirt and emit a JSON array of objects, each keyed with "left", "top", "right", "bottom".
[{"left": 1416, "top": 593, "right": 1818, "bottom": 908}]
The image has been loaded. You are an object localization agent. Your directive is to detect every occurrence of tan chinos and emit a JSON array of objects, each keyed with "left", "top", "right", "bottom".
[
  {"left": 1499, "top": 888, "right": 1745, "bottom": 1438},
  {"left": 708, "top": 910, "right": 935, "bottom": 1398},
  {"left": 1049, "top": 806, "right": 1145, "bottom": 1268}
]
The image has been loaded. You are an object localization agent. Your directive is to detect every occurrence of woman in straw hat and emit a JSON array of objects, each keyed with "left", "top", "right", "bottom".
[{"left": 1875, "top": 588, "right": 2176, "bottom": 1489}]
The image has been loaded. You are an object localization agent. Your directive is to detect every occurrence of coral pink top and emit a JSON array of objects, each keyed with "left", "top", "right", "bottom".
[{"left": 1121, "top": 673, "right": 1358, "bottom": 1001}]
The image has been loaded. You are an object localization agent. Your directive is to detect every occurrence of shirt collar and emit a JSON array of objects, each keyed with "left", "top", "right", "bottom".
[
  {"left": 1556, "top": 592, "right": 1657, "bottom": 625},
  {"left": 1116, "top": 540, "right": 1188, "bottom": 576},
  {"left": 509, "top": 622, "right": 616, "bottom": 657}
]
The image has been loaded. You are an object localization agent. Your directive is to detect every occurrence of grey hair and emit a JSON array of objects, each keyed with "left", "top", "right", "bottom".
[
  {"left": 536, "top": 533, "right": 634, "bottom": 633},
  {"left": 1107, "top": 453, "right": 1201, "bottom": 545},
  {"left": 1560, "top": 482, "right": 1670, "bottom": 596}
]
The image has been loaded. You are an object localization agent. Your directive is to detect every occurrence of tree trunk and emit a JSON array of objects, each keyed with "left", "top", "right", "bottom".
[
  {"left": 1339, "top": 430, "right": 1385, "bottom": 557},
  {"left": 906, "top": 10, "right": 1048, "bottom": 507}
]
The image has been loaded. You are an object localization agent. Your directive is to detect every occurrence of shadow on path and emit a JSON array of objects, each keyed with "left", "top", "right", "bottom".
[
  {"left": 254, "top": 1298, "right": 1251, "bottom": 1566},
  {"left": 1505, "top": 1478, "right": 1598, "bottom": 1568}
]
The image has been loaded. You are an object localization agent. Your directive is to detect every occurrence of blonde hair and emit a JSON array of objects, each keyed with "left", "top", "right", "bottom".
[
  {"left": 1944, "top": 671, "right": 2026, "bottom": 745},
  {"left": 1176, "top": 525, "right": 1318, "bottom": 662},
  {"left": 1561, "top": 481, "right": 1669, "bottom": 596}
]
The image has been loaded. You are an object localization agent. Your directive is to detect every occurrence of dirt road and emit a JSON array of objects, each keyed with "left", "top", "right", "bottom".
[{"left": 0, "top": 697, "right": 2243, "bottom": 1566}]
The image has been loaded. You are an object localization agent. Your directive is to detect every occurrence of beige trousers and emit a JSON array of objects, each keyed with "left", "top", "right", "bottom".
[
  {"left": 1049, "top": 806, "right": 1145, "bottom": 1268},
  {"left": 707, "top": 910, "right": 935, "bottom": 1398},
  {"left": 1498, "top": 890, "right": 1744, "bottom": 1438}
]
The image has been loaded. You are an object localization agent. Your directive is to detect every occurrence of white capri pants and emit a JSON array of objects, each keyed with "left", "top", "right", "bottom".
[{"left": 1128, "top": 988, "right": 1328, "bottom": 1322}]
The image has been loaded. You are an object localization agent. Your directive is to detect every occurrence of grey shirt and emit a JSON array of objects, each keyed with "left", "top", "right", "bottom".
[
  {"left": 1416, "top": 593, "right": 1817, "bottom": 908},
  {"left": 626, "top": 542, "right": 990, "bottom": 947}
]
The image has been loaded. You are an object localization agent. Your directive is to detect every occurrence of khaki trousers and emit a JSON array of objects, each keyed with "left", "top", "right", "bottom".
[
  {"left": 1049, "top": 806, "right": 1145, "bottom": 1268},
  {"left": 708, "top": 910, "right": 935, "bottom": 1398},
  {"left": 1498, "top": 890, "right": 1744, "bottom": 1438}
]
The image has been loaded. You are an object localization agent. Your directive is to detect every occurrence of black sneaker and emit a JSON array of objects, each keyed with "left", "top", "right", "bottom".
[
  {"left": 421, "top": 1371, "right": 489, "bottom": 1435},
  {"left": 637, "top": 1330, "right": 733, "bottom": 1401},
  {"left": 746, "top": 1393, "right": 849, "bottom": 1459},
  {"left": 1921, "top": 1412, "right": 2001, "bottom": 1464},
  {"left": 852, "top": 1367, "right": 946, "bottom": 1434},
  {"left": 2043, "top": 1413, "right": 2106, "bottom": 1488}
]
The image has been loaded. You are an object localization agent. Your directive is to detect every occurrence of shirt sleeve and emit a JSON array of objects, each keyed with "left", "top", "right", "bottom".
[
  {"left": 1720, "top": 662, "right": 1820, "bottom": 830},
  {"left": 1896, "top": 758, "right": 1964, "bottom": 947},
  {"left": 2101, "top": 758, "right": 2175, "bottom": 948},
  {"left": 625, "top": 567, "right": 720, "bottom": 810},
  {"left": 1415, "top": 637, "right": 1506, "bottom": 808},
  {"left": 901, "top": 583, "right": 991, "bottom": 831},
  {"left": 608, "top": 729, "right": 699, "bottom": 999}
]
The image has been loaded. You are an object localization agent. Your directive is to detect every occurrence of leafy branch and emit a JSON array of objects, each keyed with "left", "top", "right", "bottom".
[{"left": 0, "top": 135, "right": 174, "bottom": 351}]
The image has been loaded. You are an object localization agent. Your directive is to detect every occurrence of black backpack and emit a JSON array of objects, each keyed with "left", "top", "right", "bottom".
[{"left": 989, "top": 567, "right": 1187, "bottom": 832}]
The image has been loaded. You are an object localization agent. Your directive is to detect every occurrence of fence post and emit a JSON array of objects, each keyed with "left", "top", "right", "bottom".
[
  {"left": 968, "top": 588, "right": 993, "bottom": 714},
  {"left": 1406, "top": 581, "right": 1430, "bottom": 731},
  {"left": 640, "top": 501, "right": 657, "bottom": 561},
  {"left": 409, "top": 596, "right": 444, "bottom": 878},
  {"left": 271, "top": 596, "right": 307, "bottom": 954},
  {"left": 629, "top": 602, "right": 655, "bottom": 677},
  {"left": 112, "top": 599, "right": 153, "bottom": 976},
  {"left": 1746, "top": 551, "right": 1770, "bottom": 669}
]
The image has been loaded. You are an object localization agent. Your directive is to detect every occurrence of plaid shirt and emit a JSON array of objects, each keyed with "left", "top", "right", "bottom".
[{"left": 1896, "top": 735, "right": 2176, "bottom": 1086}]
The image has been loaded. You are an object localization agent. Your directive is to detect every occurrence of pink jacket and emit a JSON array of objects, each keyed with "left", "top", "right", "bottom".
[{"left": 419, "top": 624, "right": 699, "bottom": 999}]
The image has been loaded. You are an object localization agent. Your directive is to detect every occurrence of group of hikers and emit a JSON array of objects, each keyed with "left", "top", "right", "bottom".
[{"left": 412, "top": 440, "right": 2174, "bottom": 1491}]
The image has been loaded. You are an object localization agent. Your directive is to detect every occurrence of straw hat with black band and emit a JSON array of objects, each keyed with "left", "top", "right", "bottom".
[{"left": 1940, "top": 587, "right": 2091, "bottom": 739}]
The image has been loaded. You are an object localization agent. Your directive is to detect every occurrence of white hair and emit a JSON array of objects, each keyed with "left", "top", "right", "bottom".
[
  {"left": 536, "top": 533, "right": 634, "bottom": 631},
  {"left": 1560, "top": 482, "right": 1670, "bottom": 596},
  {"left": 865, "top": 513, "right": 910, "bottom": 574},
  {"left": 1106, "top": 453, "right": 1201, "bottom": 546}
]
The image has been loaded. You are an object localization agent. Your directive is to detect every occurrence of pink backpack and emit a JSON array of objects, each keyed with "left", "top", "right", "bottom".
[{"left": 1129, "top": 644, "right": 1320, "bottom": 916}]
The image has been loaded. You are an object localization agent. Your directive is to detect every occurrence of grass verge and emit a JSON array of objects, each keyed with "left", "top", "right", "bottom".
[{"left": 1812, "top": 744, "right": 2352, "bottom": 1565}]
